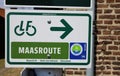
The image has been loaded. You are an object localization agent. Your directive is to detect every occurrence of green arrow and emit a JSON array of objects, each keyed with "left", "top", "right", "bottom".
[{"left": 50, "top": 19, "right": 73, "bottom": 39}]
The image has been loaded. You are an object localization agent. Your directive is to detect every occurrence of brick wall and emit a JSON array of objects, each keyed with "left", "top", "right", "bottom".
[
  {"left": 96, "top": 0, "right": 120, "bottom": 75},
  {"left": 64, "top": 0, "right": 120, "bottom": 76}
]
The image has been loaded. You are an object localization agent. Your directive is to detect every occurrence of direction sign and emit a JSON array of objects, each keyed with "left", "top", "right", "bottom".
[
  {"left": 5, "top": 0, "right": 92, "bottom": 8},
  {"left": 5, "top": 10, "right": 93, "bottom": 68},
  {"left": 50, "top": 19, "right": 73, "bottom": 39}
]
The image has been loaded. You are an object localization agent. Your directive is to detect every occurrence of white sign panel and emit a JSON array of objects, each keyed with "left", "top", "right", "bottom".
[{"left": 5, "top": 10, "right": 93, "bottom": 68}]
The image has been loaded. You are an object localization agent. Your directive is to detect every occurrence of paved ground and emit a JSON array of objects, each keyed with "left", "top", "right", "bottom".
[{"left": 0, "top": 59, "right": 23, "bottom": 76}]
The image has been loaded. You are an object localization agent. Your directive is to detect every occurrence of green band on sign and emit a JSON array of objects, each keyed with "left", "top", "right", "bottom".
[{"left": 11, "top": 42, "right": 68, "bottom": 59}]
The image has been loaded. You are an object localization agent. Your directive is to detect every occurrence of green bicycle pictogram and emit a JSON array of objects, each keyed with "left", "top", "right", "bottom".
[{"left": 14, "top": 21, "right": 36, "bottom": 36}]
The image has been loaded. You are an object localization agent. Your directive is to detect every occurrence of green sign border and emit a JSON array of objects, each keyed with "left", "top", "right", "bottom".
[{"left": 7, "top": 12, "right": 92, "bottom": 65}]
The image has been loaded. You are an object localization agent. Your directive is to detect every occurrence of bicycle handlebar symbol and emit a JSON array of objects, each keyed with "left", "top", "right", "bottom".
[{"left": 14, "top": 21, "right": 36, "bottom": 36}]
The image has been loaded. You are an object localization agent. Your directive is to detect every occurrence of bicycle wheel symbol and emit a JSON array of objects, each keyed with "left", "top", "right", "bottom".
[{"left": 14, "top": 21, "right": 36, "bottom": 36}]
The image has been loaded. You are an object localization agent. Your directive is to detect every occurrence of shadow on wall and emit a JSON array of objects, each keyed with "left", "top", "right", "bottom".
[
  {"left": 0, "top": 15, "right": 5, "bottom": 59},
  {"left": 93, "top": 0, "right": 98, "bottom": 75}
]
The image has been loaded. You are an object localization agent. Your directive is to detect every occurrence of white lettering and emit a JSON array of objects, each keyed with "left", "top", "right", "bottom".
[
  {"left": 19, "top": 47, "right": 25, "bottom": 54},
  {"left": 18, "top": 47, "right": 61, "bottom": 55}
]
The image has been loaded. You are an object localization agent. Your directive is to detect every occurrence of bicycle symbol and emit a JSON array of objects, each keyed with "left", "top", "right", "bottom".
[{"left": 14, "top": 21, "right": 36, "bottom": 36}]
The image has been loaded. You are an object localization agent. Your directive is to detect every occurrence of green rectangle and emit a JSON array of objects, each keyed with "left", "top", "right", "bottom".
[{"left": 11, "top": 42, "right": 68, "bottom": 59}]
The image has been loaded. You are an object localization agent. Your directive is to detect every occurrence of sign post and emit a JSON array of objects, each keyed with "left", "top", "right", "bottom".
[{"left": 5, "top": 10, "right": 92, "bottom": 68}]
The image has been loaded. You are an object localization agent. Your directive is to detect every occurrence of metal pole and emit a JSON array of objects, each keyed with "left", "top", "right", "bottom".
[
  {"left": 0, "top": 0, "right": 5, "bottom": 9},
  {"left": 86, "top": 0, "right": 95, "bottom": 76}
]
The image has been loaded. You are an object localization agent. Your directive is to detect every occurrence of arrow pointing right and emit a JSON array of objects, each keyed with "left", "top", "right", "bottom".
[{"left": 50, "top": 19, "right": 73, "bottom": 39}]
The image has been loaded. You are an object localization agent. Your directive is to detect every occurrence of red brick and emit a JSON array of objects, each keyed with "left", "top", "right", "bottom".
[
  {"left": 108, "top": 26, "right": 120, "bottom": 30},
  {"left": 104, "top": 9, "right": 113, "bottom": 13},
  {"left": 97, "top": 0, "right": 104, "bottom": 3},
  {"left": 103, "top": 30, "right": 111, "bottom": 35},
  {"left": 97, "top": 9, "right": 102, "bottom": 14},
  {"left": 116, "top": 0, "right": 120, "bottom": 2},
  {"left": 103, "top": 61, "right": 111, "bottom": 65},
  {"left": 97, "top": 26, "right": 107, "bottom": 29},
  {"left": 97, "top": 4, "right": 109, "bottom": 8},
  {"left": 110, "top": 4, "right": 120, "bottom": 8},
  {"left": 83, "top": 71, "right": 86, "bottom": 75},
  {"left": 113, "top": 71, "right": 120, "bottom": 75},
  {"left": 99, "top": 15, "right": 115, "bottom": 19},
  {"left": 117, "top": 57, "right": 120, "bottom": 60},
  {"left": 114, "top": 41, "right": 120, "bottom": 45},
  {"left": 66, "top": 71, "right": 73, "bottom": 74},
  {"left": 113, "top": 52, "right": 120, "bottom": 55},
  {"left": 104, "top": 51, "right": 112, "bottom": 55},
  {"left": 99, "top": 36, "right": 117, "bottom": 40},
  {"left": 114, "top": 20, "right": 120, "bottom": 24},
  {"left": 96, "top": 20, "right": 103, "bottom": 24},
  {"left": 108, "top": 46, "right": 118, "bottom": 50},
  {"left": 99, "top": 56, "right": 116, "bottom": 60},
  {"left": 97, "top": 30, "right": 101, "bottom": 34},
  {"left": 96, "top": 50, "right": 101, "bottom": 54},
  {"left": 113, "top": 67, "right": 120, "bottom": 70},
  {"left": 74, "top": 71, "right": 82, "bottom": 75},
  {"left": 106, "top": 66, "right": 111, "bottom": 69},
  {"left": 114, "top": 31, "right": 120, "bottom": 35},
  {"left": 98, "top": 56, "right": 103, "bottom": 60},
  {"left": 103, "top": 71, "right": 111, "bottom": 75},
  {"left": 97, "top": 41, "right": 103, "bottom": 45},
  {"left": 96, "top": 61, "right": 102, "bottom": 65},
  {"left": 118, "top": 36, "right": 120, "bottom": 40},
  {"left": 96, "top": 66, "right": 105, "bottom": 70},
  {"left": 96, "top": 70, "right": 102, "bottom": 75},
  {"left": 103, "top": 41, "right": 112, "bottom": 44},
  {"left": 104, "top": 20, "right": 113, "bottom": 24},
  {"left": 106, "top": 0, "right": 115, "bottom": 3},
  {"left": 105, "top": 56, "right": 116, "bottom": 60},
  {"left": 101, "top": 45, "right": 106, "bottom": 51},
  {"left": 112, "top": 62, "right": 120, "bottom": 66},
  {"left": 117, "top": 15, "right": 120, "bottom": 19},
  {"left": 115, "top": 9, "right": 120, "bottom": 13}
]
